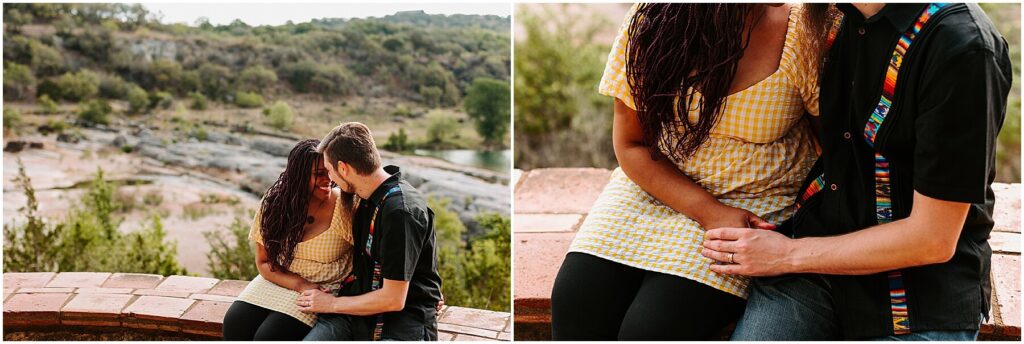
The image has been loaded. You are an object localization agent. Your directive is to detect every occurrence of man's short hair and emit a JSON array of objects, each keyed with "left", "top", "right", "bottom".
[{"left": 316, "top": 122, "right": 381, "bottom": 175}]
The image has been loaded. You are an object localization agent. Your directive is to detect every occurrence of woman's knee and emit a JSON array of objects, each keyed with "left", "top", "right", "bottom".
[{"left": 222, "top": 301, "right": 265, "bottom": 340}]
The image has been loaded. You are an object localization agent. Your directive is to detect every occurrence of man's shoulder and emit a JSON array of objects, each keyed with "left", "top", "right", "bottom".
[
  {"left": 925, "top": 3, "right": 1007, "bottom": 57},
  {"left": 381, "top": 182, "right": 429, "bottom": 221}
]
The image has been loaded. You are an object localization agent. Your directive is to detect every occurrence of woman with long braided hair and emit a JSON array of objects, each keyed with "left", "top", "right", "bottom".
[
  {"left": 550, "top": 3, "right": 837, "bottom": 340},
  {"left": 223, "top": 139, "right": 357, "bottom": 340}
]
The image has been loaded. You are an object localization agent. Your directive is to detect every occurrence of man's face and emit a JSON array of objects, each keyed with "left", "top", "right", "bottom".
[{"left": 323, "top": 156, "right": 356, "bottom": 194}]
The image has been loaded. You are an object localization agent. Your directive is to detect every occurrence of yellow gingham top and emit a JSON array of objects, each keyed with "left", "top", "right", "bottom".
[
  {"left": 568, "top": 4, "right": 820, "bottom": 299},
  {"left": 235, "top": 190, "right": 356, "bottom": 326}
]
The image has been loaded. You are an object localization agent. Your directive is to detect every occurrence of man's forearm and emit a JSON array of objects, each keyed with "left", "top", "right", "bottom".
[
  {"left": 788, "top": 217, "right": 959, "bottom": 275},
  {"left": 328, "top": 289, "right": 401, "bottom": 316}
]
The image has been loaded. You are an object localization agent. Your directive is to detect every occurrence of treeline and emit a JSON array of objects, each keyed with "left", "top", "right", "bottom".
[{"left": 3, "top": 3, "right": 510, "bottom": 109}]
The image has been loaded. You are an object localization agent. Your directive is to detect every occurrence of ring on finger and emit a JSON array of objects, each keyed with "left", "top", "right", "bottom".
[{"left": 729, "top": 252, "right": 736, "bottom": 264}]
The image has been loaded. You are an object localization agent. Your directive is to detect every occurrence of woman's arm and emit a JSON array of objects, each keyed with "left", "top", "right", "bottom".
[
  {"left": 254, "top": 242, "right": 320, "bottom": 292},
  {"left": 612, "top": 99, "right": 774, "bottom": 230}
]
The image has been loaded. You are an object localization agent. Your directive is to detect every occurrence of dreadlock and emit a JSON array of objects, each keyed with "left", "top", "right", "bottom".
[
  {"left": 625, "top": 3, "right": 761, "bottom": 161},
  {"left": 260, "top": 138, "right": 323, "bottom": 272}
]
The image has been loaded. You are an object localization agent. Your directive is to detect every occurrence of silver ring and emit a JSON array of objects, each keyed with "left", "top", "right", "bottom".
[{"left": 729, "top": 252, "right": 736, "bottom": 264}]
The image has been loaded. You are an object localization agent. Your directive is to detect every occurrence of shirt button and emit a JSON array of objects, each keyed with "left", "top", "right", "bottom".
[
  {"left": 843, "top": 132, "right": 851, "bottom": 139},
  {"left": 830, "top": 184, "right": 838, "bottom": 191},
  {"left": 858, "top": 27, "right": 866, "bottom": 35}
]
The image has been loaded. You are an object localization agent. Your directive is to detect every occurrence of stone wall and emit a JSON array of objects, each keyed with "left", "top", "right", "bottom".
[
  {"left": 512, "top": 168, "right": 1021, "bottom": 341},
  {"left": 3, "top": 272, "right": 511, "bottom": 341}
]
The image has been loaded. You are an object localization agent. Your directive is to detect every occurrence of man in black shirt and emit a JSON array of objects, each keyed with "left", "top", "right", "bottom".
[
  {"left": 700, "top": 3, "right": 1011, "bottom": 340},
  {"left": 298, "top": 122, "right": 443, "bottom": 341}
]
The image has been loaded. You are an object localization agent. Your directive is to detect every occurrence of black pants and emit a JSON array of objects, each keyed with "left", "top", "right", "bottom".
[
  {"left": 550, "top": 252, "right": 746, "bottom": 340},
  {"left": 222, "top": 301, "right": 312, "bottom": 341}
]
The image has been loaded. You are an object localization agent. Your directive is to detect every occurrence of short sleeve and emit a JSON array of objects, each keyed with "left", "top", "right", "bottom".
[
  {"left": 788, "top": 5, "right": 824, "bottom": 117},
  {"left": 913, "top": 49, "right": 1011, "bottom": 203},
  {"left": 248, "top": 204, "right": 264, "bottom": 246},
  {"left": 598, "top": 3, "right": 640, "bottom": 110},
  {"left": 380, "top": 204, "right": 428, "bottom": 281}
]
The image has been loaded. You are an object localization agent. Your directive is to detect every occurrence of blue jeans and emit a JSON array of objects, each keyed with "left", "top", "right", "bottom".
[
  {"left": 731, "top": 274, "right": 980, "bottom": 341},
  {"left": 304, "top": 314, "right": 365, "bottom": 341},
  {"left": 303, "top": 314, "right": 432, "bottom": 341}
]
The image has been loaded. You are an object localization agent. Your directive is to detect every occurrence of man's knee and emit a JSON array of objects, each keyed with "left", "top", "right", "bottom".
[
  {"left": 731, "top": 275, "right": 837, "bottom": 341},
  {"left": 303, "top": 314, "right": 355, "bottom": 341}
]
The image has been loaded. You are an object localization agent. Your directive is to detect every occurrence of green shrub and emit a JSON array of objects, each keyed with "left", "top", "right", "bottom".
[
  {"left": 204, "top": 216, "right": 259, "bottom": 280},
  {"left": 3, "top": 61, "right": 35, "bottom": 100},
  {"left": 98, "top": 74, "right": 130, "bottom": 99},
  {"left": 427, "top": 115, "right": 460, "bottom": 145},
  {"left": 197, "top": 63, "right": 232, "bottom": 101},
  {"left": 56, "top": 70, "right": 101, "bottom": 101},
  {"left": 38, "top": 94, "right": 58, "bottom": 114},
  {"left": 266, "top": 100, "right": 294, "bottom": 131},
  {"left": 3, "top": 162, "right": 186, "bottom": 275},
  {"left": 126, "top": 84, "right": 149, "bottom": 114},
  {"left": 234, "top": 91, "right": 264, "bottom": 108},
  {"left": 391, "top": 106, "right": 412, "bottom": 118},
  {"left": 189, "top": 91, "right": 208, "bottom": 110},
  {"left": 236, "top": 65, "right": 278, "bottom": 93},
  {"left": 384, "top": 128, "right": 412, "bottom": 152},
  {"left": 78, "top": 99, "right": 112, "bottom": 125},
  {"left": 4, "top": 108, "right": 23, "bottom": 129},
  {"left": 149, "top": 91, "right": 174, "bottom": 110},
  {"left": 430, "top": 197, "right": 511, "bottom": 312}
]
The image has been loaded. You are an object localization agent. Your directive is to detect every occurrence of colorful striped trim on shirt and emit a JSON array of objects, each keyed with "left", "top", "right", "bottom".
[{"left": 862, "top": 3, "right": 948, "bottom": 335}]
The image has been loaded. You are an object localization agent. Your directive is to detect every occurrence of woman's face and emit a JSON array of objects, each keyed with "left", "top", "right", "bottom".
[{"left": 309, "top": 160, "right": 332, "bottom": 201}]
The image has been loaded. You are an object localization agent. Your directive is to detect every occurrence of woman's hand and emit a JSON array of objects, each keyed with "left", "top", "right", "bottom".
[
  {"left": 695, "top": 203, "right": 776, "bottom": 231},
  {"left": 296, "top": 289, "right": 335, "bottom": 313}
]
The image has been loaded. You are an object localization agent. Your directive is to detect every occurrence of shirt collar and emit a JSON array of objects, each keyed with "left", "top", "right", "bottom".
[
  {"left": 837, "top": 3, "right": 928, "bottom": 33},
  {"left": 364, "top": 165, "right": 402, "bottom": 206}
]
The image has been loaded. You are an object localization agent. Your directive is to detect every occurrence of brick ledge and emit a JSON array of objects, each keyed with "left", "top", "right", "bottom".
[{"left": 3, "top": 272, "right": 511, "bottom": 341}]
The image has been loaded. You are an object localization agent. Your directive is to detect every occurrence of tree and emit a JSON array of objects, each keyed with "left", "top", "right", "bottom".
[
  {"left": 126, "top": 84, "right": 149, "bottom": 114},
  {"left": 464, "top": 78, "right": 510, "bottom": 148},
  {"left": 3, "top": 61, "right": 35, "bottom": 100},
  {"left": 78, "top": 98, "right": 112, "bottom": 125},
  {"left": 266, "top": 100, "right": 294, "bottom": 131},
  {"left": 56, "top": 69, "right": 101, "bottom": 101},
  {"left": 236, "top": 65, "right": 278, "bottom": 94}
]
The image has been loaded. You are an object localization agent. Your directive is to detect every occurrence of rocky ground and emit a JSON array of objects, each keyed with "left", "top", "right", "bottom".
[{"left": 3, "top": 121, "right": 509, "bottom": 275}]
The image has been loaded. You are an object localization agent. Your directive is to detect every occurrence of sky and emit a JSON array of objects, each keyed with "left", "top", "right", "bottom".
[{"left": 143, "top": 3, "right": 512, "bottom": 27}]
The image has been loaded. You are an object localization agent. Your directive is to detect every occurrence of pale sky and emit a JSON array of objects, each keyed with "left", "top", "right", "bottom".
[{"left": 144, "top": 3, "right": 511, "bottom": 27}]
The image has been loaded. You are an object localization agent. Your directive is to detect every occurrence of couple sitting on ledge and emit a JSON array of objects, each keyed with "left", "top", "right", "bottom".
[
  {"left": 221, "top": 122, "right": 443, "bottom": 341},
  {"left": 551, "top": 3, "right": 1011, "bottom": 341}
]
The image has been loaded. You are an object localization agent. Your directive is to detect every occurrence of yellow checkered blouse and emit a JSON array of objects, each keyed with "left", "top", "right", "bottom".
[
  {"left": 569, "top": 4, "right": 820, "bottom": 299},
  {"left": 235, "top": 190, "right": 356, "bottom": 326}
]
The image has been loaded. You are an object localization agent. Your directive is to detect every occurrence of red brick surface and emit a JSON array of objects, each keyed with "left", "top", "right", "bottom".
[
  {"left": 102, "top": 273, "right": 164, "bottom": 289},
  {"left": 3, "top": 292, "right": 72, "bottom": 326},
  {"left": 154, "top": 275, "right": 218, "bottom": 293},
  {"left": 513, "top": 232, "right": 574, "bottom": 305},
  {"left": 514, "top": 168, "right": 611, "bottom": 214},
  {"left": 206, "top": 280, "right": 249, "bottom": 297},
  {"left": 45, "top": 272, "right": 110, "bottom": 288},
  {"left": 75, "top": 287, "right": 134, "bottom": 294},
  {"left": 992, "top": 254, "right": 1021, "bottom": 336},
  {"left": 992, "top": 183, "right": 1020, "bottom": 233},
  {"left": 3, "top": 272, "right": 56, "bottom": 289},
  {"left": 2, "top": 272, "right": 511, "bottom": 341},
  {"left": 122, "top": 295, "right": 195, "bottom": 320}
]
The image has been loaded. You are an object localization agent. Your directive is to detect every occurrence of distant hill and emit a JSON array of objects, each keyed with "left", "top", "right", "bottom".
[{"left": 3, "top": 3, "right": 510, "bottom": 108}]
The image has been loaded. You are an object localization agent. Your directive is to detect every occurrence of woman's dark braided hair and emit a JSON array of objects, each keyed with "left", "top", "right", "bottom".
[
  {"left": 260, "top": 138, "right": 324, "bottom": 272},
  {"left": 625, "top": 3, "right": 762, "bottom": 161}
]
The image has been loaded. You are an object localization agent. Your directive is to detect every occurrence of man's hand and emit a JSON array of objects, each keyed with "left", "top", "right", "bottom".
[
  {"left": 701, "top": 227, "right": 795, "bottom": 276},
  {"left": 296, "top": 288, "right": 336, "bottom": 313},
  {"left": 696, "top": 204, "right": 776, "bottom": 231}
]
